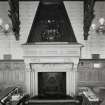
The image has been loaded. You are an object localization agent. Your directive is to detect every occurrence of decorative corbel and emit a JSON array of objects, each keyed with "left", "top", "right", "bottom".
[
  {"left": 8, "top": 0, "right": 20, "bottom": 40},
  {"left": 84, "top": 0, "right": 95, "bottom": 40}
]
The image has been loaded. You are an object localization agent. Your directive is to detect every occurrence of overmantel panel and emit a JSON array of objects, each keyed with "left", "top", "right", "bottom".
[{"left": 22, "top": 43, "right": 82, "bottom": 57}]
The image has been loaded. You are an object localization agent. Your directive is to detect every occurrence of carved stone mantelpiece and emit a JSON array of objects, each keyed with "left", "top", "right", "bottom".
[{"left": 22, "top": 42, "right": 82, "bottom": 96}]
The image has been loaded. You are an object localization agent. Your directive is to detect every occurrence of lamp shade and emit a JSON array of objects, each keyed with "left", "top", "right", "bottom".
[
  {"left": 99, "top": 18, "right": 105, "bottom": 25},
  {"left": 4, "top": 24, "right": 10, "bottom": 31}
]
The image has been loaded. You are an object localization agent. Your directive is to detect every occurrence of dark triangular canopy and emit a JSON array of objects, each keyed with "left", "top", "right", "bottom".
[{"left": 27, "top": 1, "right": 77, "bottom": 43}]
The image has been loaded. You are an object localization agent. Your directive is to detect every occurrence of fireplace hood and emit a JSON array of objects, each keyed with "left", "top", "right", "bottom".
[{"left": 27, "top": 1, "right": 77, "bottom": 43}]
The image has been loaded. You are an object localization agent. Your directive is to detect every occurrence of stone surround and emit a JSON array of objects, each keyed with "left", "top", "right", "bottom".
[{"left": 22, "top": 42, "right": 82, "bottom": 96}]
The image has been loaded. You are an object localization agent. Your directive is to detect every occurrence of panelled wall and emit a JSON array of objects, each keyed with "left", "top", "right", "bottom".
[
  {"left": 78, "top": 59, "right": 105, "bottom": 87},
  {"left": 0, "top": 2, "right": 23, "bottom": 59},
  {"left": 0, "top": 59, "right": 105, "bottom": 90},
  {"left": 0, "top": 60, "right": 25, "bottom": 90}
]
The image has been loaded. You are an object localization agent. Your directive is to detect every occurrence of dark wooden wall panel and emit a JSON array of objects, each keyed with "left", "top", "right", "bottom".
[
  {"left": 78, "top": 59, "right": 105, "bottom": 87},
  {"left": 0, "top": 60, "right": 25, "bottom": 90}
]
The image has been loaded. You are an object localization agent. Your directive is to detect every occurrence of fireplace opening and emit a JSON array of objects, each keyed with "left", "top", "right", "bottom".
[{"left": 38, "top": 72, "right": 67, "bottom": 99}]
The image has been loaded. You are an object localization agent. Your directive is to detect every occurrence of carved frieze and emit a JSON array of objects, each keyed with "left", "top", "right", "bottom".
[
  {"left": 22, "top": 43, "right": 82, "bottom": 57},
  {"left": 31, "top": 63, "right": 73, "bottom": 72}
]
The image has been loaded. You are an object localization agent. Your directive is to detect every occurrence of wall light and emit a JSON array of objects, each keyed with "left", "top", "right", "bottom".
[
  {"left": 93, "top": 63, "right": 101, "bottom": 68},
  {"left": 91, "top": 17, "right": 105, "bottom": 34},
  {"left": 0, "top": 18, "right": 11, "bottom": 34}
]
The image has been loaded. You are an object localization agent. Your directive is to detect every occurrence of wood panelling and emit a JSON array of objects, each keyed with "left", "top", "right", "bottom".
[
  {"left": 78, "top": 59, "right": 105, "bottom": 87},
  {"left": 0, "top": 60, "right": 25, "bottom": 71},
  {"left": 0, "top": 70, "right": 25, "bottom": 82},
  {"left": 0, "top": 60, "right": 25, "bottom": 89}
]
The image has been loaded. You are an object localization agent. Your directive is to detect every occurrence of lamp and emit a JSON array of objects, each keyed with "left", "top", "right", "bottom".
[
  {"left": 91, "top": 17, "right": 105, "bottom": 34},
  {"left": 0, "top": 18, "right": 11, "bottom": 34}
]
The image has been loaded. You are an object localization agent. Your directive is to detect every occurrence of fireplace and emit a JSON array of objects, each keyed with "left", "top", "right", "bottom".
[
  {"left": 38, "top": 72, "right": 66, "bottom": 98},
  {"left": 22, "top": 43, "right": 82, "bottom": 97},
  {"left": 21, "top": 0, "right": 83, "bottom": 98},
  {"left": 29, "top": 62, "right": 75, "bottom": 96}
]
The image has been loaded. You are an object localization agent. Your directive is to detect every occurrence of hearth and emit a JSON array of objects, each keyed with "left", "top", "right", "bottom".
[{"left": 38, "top": 72, "right": 66, "bottom": 98}]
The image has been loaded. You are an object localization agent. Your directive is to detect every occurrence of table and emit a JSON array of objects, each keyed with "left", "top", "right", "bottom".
[
  {"left": 0, "top": 87, "right": 24, "bottom": 105},
  {"left": 82, "top": 94, "right": 101, "bottom": 105},
  {"left": 78, "top": 87, "right": 102, "bottom": 105}
]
